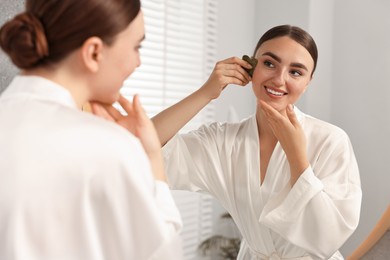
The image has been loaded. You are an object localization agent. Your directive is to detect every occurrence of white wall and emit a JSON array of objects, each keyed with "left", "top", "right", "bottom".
[
  {"left": 331, "top": 0, "right": 390, "bottom": 255},
  {"left": 216, "top": 0, "right": 390, "bottom": 257}
]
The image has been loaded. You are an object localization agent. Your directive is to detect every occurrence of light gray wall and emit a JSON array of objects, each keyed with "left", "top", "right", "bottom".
[
  {"left": 306, "top": 1, "right": 335, "bottom": 122},
  {"left": 0, "top": 0, "right": 24, "bottom": 93},
  {"left": 331, "top": 0, "right": 390, "bottom": 255}
]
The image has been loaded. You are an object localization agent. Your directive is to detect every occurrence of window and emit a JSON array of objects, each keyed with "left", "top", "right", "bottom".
[{"left": 121, "top": 0, "right": 218, "bottom": 258}]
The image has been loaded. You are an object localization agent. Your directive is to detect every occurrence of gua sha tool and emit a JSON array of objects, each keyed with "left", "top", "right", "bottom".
[{"left": 242, "top": 55, "right": 258, "bottom": 77}]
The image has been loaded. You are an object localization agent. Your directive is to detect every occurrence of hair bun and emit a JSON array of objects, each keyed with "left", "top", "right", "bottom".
[{"left": 0, "top": 12, "right": 49, "bottom": 69}]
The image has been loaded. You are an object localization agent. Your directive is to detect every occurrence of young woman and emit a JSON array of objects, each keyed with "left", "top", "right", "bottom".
[
  {"left": 153, "top": 25, "right": 362, "bottom": 259},
  {"left": 94, "top": 25, "right": 362, "bottom": 259},
  {"left": 0, "top": 0, "right": 182, "bottom": 259}
]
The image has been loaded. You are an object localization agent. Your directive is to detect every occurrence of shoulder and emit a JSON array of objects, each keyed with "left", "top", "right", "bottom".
[
  {"left": 52, "top": 108, "right": 148, "bottom": 165},
  {"left": 297, "top": 109, "right": 354, "bottom": 152},
  {"left": 166, "top": 116, "right": 256, "bottom": 152},
  {"left": 61, "top": 111, "right": 155, "bottom": 186},
  {"left": 63, "top": 108, "right": 138, "bottom": 144},
  {"left": 299, "top": 110, "right": 349, "bottom": 140}
]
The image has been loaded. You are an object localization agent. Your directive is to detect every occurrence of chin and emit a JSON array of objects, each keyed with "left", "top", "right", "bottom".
[
  {"left": 111, "top": 92, "right": 121, "bottom": 103},
  {"left": 272, "top": 103, "right": 288, "bottom": 112},
  {"left": 263, "top": 100, "right": 287, "bottom": 112}
]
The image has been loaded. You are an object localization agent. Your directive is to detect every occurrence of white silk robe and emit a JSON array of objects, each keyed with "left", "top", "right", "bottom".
[
  {"left": 163, "top": 108, "right": 362, "bottom": 260},
  {"left": 0, "top": 76, "right": 183, "bottom": 260}
]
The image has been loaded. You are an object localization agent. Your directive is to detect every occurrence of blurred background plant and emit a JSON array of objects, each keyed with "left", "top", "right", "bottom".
[{"left": 198, "top": 213, "right": 241, "bottom": 260}]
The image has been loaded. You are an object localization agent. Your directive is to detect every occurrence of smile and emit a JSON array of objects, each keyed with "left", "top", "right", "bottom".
[{"left": 265, "top": 87, "right": 287, "bottom": 96}]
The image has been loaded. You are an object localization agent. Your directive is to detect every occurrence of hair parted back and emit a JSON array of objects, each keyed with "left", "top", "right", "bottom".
[
  {"left": 0, "top": 0, "right": 141, "bottom": 70},
  {"left": 253, "top": 25, "right": 318, "bottom": 76}
]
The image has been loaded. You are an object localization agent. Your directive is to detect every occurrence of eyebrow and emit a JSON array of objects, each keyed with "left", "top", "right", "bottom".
[{"left": 262, "top": 51, "right": 308, "bottom": 71}]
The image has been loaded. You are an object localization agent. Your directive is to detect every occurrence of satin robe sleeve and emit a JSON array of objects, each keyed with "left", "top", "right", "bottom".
[
  {"left": 162, "top": 122, "right": 231, "bottom": 195},
  {"left": 259, "top": 126, "right": 362, "bottom": 259}
]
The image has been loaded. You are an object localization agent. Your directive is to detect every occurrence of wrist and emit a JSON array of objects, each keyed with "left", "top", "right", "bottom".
[
  {"left": 197, "top": 84, "right": 217, "bottom": 101},
  {"left": 148, "top": 152, "right": 167, "bottom": 182},
  {"left": 288, "top": 156, "right": 309, "bottom": 186}
]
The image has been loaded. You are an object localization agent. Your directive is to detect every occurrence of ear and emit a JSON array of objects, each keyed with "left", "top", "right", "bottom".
[{"left": 80, "top": 37, "right": 104, "bottom": 73}]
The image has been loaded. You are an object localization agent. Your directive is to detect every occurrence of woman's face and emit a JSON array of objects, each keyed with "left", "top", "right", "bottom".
[
  {"left": 251, "top": 36, "right": 314, "bottom": 112},
  {"left": 92, "top": 11, "right": 145, "bottom": 103}
]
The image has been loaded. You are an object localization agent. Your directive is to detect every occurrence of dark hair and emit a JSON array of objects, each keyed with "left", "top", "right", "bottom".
[
  {"left": 253, "top": 25, "right": 318, "bottom": 76},
  {"left": 0, "top": 0, "right": 141, "bottom": 69}
]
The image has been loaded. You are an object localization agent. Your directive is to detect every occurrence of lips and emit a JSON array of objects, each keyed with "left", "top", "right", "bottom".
[{"left": 265, "top": 86, "right": 287, "bottom": 97}]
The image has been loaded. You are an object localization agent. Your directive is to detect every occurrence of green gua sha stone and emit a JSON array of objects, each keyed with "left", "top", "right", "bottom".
[{"left": 242, "top": 55, "right": 258, "bottom": 77}]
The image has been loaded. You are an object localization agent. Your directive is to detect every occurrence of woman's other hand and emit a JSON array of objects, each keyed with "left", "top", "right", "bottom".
[{"left": 259, "top": 101, "right": 309, "bottom": 185}]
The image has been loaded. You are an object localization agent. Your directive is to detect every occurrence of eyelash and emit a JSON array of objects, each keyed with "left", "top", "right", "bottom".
[
  {"left": 291, "top": 70, "right": 302, "bottom": 76},
  {"left": 263, "top": 60, "right": 274, "bottom": 68},
  {"left": 263, "top": 60, "right": 303, "bottom": 76}
]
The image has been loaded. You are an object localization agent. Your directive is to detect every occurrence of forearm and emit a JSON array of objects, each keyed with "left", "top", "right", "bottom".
[
  {"left": 152, "top": 88, "right": 212, "bottom": 146},
  {"left": 348, "top": 205, "right": 390, "bottom": 259},
  {"left": 147, "top": 151, "right": 167, "bottom": 182},
  {"left": 152, "top": 56, "right": 251, "bottom": 146},
  {"left": 347, "top": 239, "right": 377, "bottom": 260},
  {"left": 347, "top": 229, "right": 384, "bottom": 260}
]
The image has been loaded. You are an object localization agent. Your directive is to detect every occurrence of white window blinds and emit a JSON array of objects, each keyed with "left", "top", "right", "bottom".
[{"left": 120, "top": 0, "right": 218, "bottom": 259}]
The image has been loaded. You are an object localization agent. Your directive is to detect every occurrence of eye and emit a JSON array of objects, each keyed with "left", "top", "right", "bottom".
[
  {"left": 264, "top": 60, "right": 275, "bottom": 68},
  {"left": 290, "top": 70, "right": 303, "bottom": 76}
]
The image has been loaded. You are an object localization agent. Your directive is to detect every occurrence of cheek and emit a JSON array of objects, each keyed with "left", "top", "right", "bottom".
[
  {"left": 286, "top": 84, "right": 308, "bottom": 103},
  {"left": 251, "top": 65, "right": 273, "bottom": 85},
  {"left": 119, "top": 52, "right": 138, "bottom": 77},
  {"left": 291, "top": 79, "right": 310, "bottom": 94},
  {"left": 251, "top": 82, "right": 264, "bottom": 99},
  {"left": 251, "top": 68, "right": 263, "bottom": 86}
]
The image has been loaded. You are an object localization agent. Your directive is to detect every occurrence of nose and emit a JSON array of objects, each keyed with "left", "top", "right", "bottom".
[
  {"left": 271, "top": 68, "right": 287, "bottom": 87},
  {"left": 136, "top": 53, "right": 141, "bottom": 68}
]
